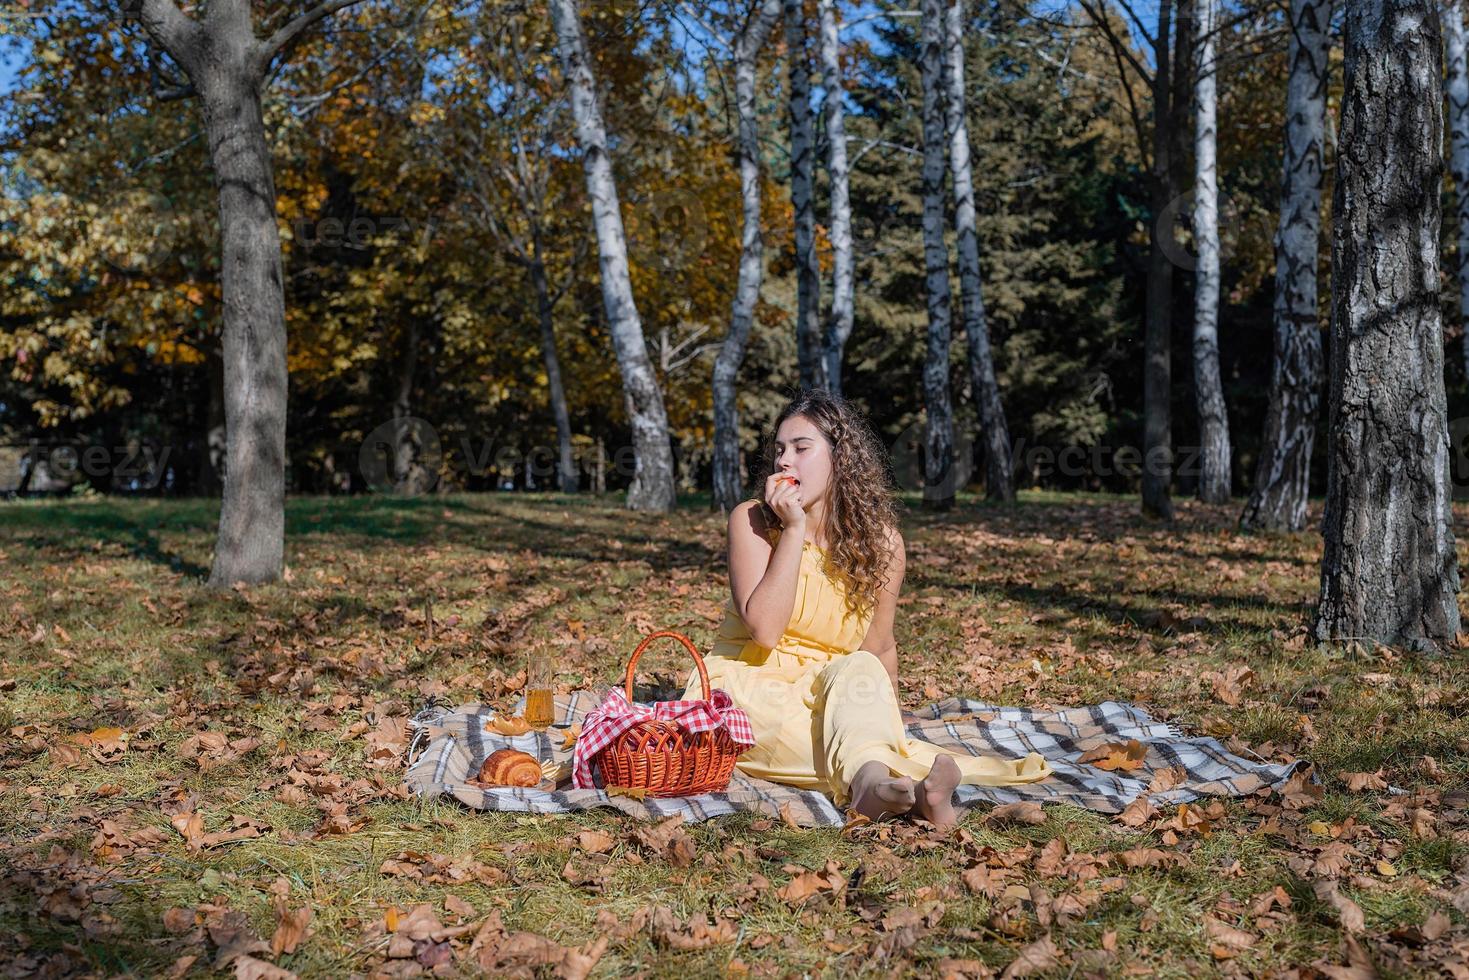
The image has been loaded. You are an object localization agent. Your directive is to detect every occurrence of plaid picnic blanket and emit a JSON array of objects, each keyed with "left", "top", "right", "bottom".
[{"left": 404, "top": 691, "right": 1310, "bottom": 827}]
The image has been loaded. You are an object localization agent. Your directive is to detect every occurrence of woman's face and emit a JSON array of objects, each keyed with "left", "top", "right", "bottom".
[{"left": 773, "top": 414, "right": 833, "bottom": 510}]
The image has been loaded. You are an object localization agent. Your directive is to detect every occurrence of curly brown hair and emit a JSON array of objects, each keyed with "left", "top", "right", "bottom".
[{"left": 755, "top": 389, "right": 902, "bottom": 623}]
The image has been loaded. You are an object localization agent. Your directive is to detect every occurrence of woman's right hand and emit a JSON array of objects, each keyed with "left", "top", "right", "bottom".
[{"left": 764, "top": 472, "right": 806, "bottom": 529}]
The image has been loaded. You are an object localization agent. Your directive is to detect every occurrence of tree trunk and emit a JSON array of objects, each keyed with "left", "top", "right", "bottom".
[
  {"left": 529, "top": 247, "right": 579, "bottom": 494},
  {"left": 1240, "top": 0, "right": 1330, "bottom": 531},
  {"left": 1315, "top": 0, "right": 1461, "bottom": 651},
  {"left": 920, "top": 0, "right": 955, "bottom": 511},
  {"left": 1446, "top": 0, "right": 1469, "bottom": 378},
  {"left": 1142, "top": 0, "right": 1184, "bottom": 520},
  {"left": 943, "top": 0, "right": 1014, "bottom": 503},
  {"left": 390, "top": 317, "right": 439, "bottom": 496},
  {"left": 785, "top": 0, "right": 826, "bottom": 391},
  {"left": 199, "top": 69, "right": 288, "bottom": 585},
  {"left": 1191, "top": 0, "right": 1230, "bottom": 503},
  {"left": 714, "top": 0, "right": 783, "bottom": 514},
  {"left": 137, "top": 0, "right": 365, "bottom": 585},
  {"left": 549, "top": 0, "right": 675, "bottom": 511},
  {"left": 1143, "top": 195, "right": 1176, "bottom": 520},
  {"left": 817, "top": 0, "right": 854, "bottom": 396}
]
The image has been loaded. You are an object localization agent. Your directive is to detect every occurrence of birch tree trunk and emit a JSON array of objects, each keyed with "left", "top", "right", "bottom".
[
  {"left": 1191, "top": 0, "right": 1230, "bottom": 503},
  {"left": 943, "top": 0, "right": 1014, "bottom": 502},
  {"left": 785, "top": 0, "right": 826, "bottom": 391},
  {"left": 137, "top": 0, "right": 365, "bottom": 587},
  {"left": 1240, "top": 0, "right": 1330, "bottom": 531},
  {"left": 1315, "top": 0, "right": 1461, "bottom": 651},
  {"left": 713, "top": 0, "right": 783, "bottom": 514},
  {"left": 549, "top": 0, "right": 675, "bottom": 511},
  {"left": 817, "top": 0, "right": 854, "bottom": 396},
  {"left": 1445, "top": 0, "right": 1469, "bottom": 377},
  {"left": 920, "top": 0, "right": 955, "bottom": 511}
]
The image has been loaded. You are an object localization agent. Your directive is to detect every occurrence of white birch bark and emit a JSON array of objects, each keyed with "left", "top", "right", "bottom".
[
  {"left": 943, "top": 0, "right": 1014, "bottom": 502},
  {"left": 549, "top": 0, "right": 675, "bottom": 511},
  {"left": 785, "top": 0, "right": 826, "bottom": 390},
  {"left": 817, "top": 0, "right": 854, "bottom": 396},
  {"left": 1315, "top": 0, "right": 1461, "bottom": 650},
  {"left": 1445, "top": 0, "right": 1469, "bottom": 378},
  {"left": 1191, "top": 0, "right": 1230, "bottom": 503},
  {"left": 920, "top": 0, "right": 955, "bottom": 510},
  {"left": 1240, "top": 0, "right": 1330, "bottom": 531},
  {"left": 713, "top": 0, "right": 784, "bottom": 514}
]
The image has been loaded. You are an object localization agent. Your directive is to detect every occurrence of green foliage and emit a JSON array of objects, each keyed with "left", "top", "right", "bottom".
[
  {"left": 836, "top": 8, "right": 1132, "bottom": 483},
  {"left": 0, "top": 0, "right": 1358, "bottom": 499}
]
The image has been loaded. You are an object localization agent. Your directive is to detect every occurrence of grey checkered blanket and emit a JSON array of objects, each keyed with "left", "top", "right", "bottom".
[{"left": 404, "top": 691, "right": 1308, "bottom": 827}]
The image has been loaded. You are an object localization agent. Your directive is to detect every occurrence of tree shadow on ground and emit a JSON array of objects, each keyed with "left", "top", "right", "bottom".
[
  {"left": 901, "top": 499, "right": 1311, "bottom": 644},
  {"left": 5, "top": 503, "right": 211, "bottom": 579}
]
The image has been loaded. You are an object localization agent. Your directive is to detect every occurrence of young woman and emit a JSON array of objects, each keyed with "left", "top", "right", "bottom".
[{"left": 683, "top": 390, "right": 1050, "bottom": 827}]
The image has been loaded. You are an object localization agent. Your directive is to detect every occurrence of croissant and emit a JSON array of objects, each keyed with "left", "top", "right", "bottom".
[
  {"left": 487, "top": 714, "right": 531, "bottom": 736},
  {"left": 476, "top": 748, "right": 542, "bottom": 787}
]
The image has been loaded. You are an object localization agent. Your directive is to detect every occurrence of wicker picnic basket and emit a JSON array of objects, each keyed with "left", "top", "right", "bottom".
[{"left": 593, "top": 630, "right": 745, "bottom": 797}]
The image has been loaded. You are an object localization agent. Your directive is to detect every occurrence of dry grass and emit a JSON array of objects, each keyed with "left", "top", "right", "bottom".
[{"left": 0, "top": 489, "right": 1465, "bottom": 977}]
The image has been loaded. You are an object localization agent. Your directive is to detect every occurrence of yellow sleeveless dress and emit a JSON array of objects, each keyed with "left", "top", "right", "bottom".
[{"left": 681, "top": 531, "right": 1051, "bottom": 807}]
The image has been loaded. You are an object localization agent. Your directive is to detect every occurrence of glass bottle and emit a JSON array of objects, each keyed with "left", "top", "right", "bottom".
[{"left": 524, "top": 650, "right": 555, "bottom": 730}]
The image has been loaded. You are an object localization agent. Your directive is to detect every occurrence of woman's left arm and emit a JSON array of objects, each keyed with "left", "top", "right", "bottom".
[{"left": 859, "top": 528, "right": 907, "bottom": 700}]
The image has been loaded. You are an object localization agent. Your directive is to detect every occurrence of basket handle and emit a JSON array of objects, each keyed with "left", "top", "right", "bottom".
[{"left": 623, "top": 630, "right": 709, "bottom": 704}]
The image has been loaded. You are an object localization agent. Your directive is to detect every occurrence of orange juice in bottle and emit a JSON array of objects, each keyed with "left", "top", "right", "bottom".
[{"left": 524, "top": 651, "right": 555, "bottom": 730}]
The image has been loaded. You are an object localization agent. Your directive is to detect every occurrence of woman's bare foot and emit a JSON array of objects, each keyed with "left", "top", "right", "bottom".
[
  {"left": 848, "top": 760, "right": 916, "bottom": 821},
  {"left": 913, "top": 756, "right": 962, "bottom": 828}
]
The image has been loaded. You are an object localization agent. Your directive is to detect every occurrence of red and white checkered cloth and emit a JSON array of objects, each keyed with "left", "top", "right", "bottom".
[{"left": 571, "top": 686, "right": 756, "bottom": 790}]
